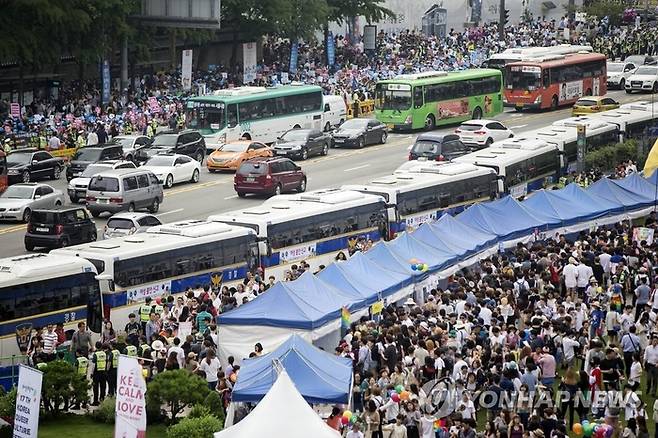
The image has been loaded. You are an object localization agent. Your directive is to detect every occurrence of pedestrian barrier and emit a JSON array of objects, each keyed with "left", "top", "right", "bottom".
[
  {"left": 0, "top": 355, "right": 29, "bottom": 391},
  {"left": 346, "top": 99, "right": 375, "bottom": 119}
]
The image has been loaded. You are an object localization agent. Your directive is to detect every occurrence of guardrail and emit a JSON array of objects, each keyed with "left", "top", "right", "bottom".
[
  {"left": 346, "top": 99, "right": 375, "bottom": 119},
  {"left": 0, "top": 355, "right": 29, "bottom": 391}
]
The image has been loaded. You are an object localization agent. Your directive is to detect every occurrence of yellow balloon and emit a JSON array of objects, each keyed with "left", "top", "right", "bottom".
[{"left": 342, "top": 410, "right": 353, "bottom": 420}]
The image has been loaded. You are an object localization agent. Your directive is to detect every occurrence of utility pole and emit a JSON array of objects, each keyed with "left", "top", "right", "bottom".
[{"left": 499, "top": 0, "right": 505, "bottom": 41}]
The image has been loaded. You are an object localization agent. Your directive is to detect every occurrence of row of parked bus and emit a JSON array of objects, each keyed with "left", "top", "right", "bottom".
[{"left": 0, "top": 100, "right": 657, "bottom": 364}]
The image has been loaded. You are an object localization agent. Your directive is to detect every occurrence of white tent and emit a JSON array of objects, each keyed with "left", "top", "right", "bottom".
[{"left": 214, "top": 369, "right": 341, "bottom": 438}]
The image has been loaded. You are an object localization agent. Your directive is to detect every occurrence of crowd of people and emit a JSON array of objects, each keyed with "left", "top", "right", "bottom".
[{"left": 2, "top": 13, "right": 657, "bottom": 152}]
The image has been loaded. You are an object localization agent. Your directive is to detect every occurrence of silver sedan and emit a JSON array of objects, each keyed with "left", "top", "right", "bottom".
[{"left": 0, "top": 183, "right": 64, "bottom": 222}]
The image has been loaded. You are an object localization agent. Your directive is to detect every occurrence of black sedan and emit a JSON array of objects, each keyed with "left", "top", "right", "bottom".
[
  {"left": 273, "top": 128, "right": 331, "bottom": 160},
  {"left": 331, "top": 118, "right": 388, "bottom": 148},
  {"left": 7, "top": 149, "right": 64, "bottom": 184}
]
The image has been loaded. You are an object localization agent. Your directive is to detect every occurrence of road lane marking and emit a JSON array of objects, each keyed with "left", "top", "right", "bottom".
[
  {"left": 0, "top": 224, "right": 26, "bottom": 235},
  {"left": 509, "top": 124, "right": 528, "bottom": 129},
  {"left": 157, "top": 208, "right": 184, "bottom": 217},
  {"left": 344, "top": 164, "right": 370, "bottom": 172},
  {"left": 224, "top": 195, "right": 238, "bottom": 200}
]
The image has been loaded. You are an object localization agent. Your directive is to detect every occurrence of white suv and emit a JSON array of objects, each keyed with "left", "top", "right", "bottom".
[
  {"left": 606, "top": 61, "right": 637, "bottom": 90},
  {"left": 67, "top": 160, "right": 135, "bottom": 203},
  {"left": 625, "top": 65, "right": 658, "bottom": 93}
]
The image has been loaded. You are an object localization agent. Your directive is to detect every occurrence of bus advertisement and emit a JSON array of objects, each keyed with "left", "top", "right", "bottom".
[
  {"left": 185, "top": 85, "right": 325, "bottom": 151},
  {"left": 0, "top": 150, "right": 6, "bottom": 194},
  {"left": 374, "top": 69, "right": 504, "bottom": 131},
  {"left": 482, "top": 44, "right": 592, "bottom": 70},
  {"left": 504, "top": 52, "right": 607, "bottom": 111}
]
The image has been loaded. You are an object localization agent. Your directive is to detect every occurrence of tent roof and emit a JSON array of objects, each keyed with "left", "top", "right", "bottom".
[
  {"left": 231, "top": 334, "right": 352, "bottom": 404},
  {"left": 364, "top": 240, "right": 418, "bottom": 277},
  {"left": 425, "top": 214, "right": 498, "bottom": 254},
  {"left": 217, "top": 272, "right": 359, "bottom": 330},
  {"left": 320, "top": 251, "right": 411, "bottom": 299},
  {"left": 215, "top": 369, "right": 341, "bottom": 438},
  {"left": 523, "top": 187, "right": 604, "bottom": 224},
  {"left": 614, "top": 172, "right": 658, "bottom": 203},
  {"left": 588, "top": 177, "right": 654, "bottom": 208},
  {"left": 456, "top": 196, "right": 547, "bottom": 239},
  {"left": 386, "top": 231, "right": 457, "bottom": 271},
  {"left": 316, "top": 262, "right": 379, "bottom": 306},
  {"left": 552, "top": 183, "right": 624, "bottom": 215}
]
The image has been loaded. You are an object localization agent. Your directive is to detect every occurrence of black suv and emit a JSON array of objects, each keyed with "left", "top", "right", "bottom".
[
  {"left": 66, "top": 143, "right": 124, "bottom": 181},
  {"left": 25, "top": 206, "right": 97, "bottom": 251},
  {"left": 136, "top": 130, "right": 205, "bottom": 163},
  {"left": 7, "top": 149, "right": 64, "bottom": 184}
]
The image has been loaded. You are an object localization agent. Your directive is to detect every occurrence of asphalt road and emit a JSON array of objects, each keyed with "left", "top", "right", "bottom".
[{"left": 0, "top": 90, "right": 647, "bottom": 257}]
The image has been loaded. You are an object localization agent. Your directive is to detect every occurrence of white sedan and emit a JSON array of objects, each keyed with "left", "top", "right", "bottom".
[
  {"left": 454, "top": 119, "right": 514, "bottom": 148},
  {"left": 140, "top": 154, "right": 201, "bottom": 188}
]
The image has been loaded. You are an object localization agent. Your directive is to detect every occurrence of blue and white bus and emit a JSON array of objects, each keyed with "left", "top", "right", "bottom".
[
  {"left": 453, "top": 137, "right": 560, "bottom": 198},
  {"left": 342, "top": 162, "right": 497, "bottom": 236},
  {"left": 0, "top": 254, "right": 102, "bottom": 365},
  {"left": 52, "top": 220, "right": 258, "bottom": 329},
  {"left": 207, "top": 189, "right": 388, "bottom": 277}
]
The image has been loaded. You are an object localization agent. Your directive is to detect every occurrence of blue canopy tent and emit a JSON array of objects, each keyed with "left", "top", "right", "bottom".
[
  {"left": 456, "top": 196, "right": 549, "bottom": 240},
  {"left": 231, "top": 334, "right": 353, "bottom": 404},
  {"left": 644, "top": 169, "right": 658, "bottom": 186},
  {"left": 614, "top": 173, "right": 658, "bottom": 205},
  {"left": 363, "top": 241, "right": 418, "bottom": 277},
  {"left": 523, "top": 188, "right": 604, "bottom": 225},
  {"left": 317, "top": 262, "right": 380, "bottom": 306},
  {"left": 418, "top": 214, "right": 498, "bottom": 256},
  {"left": 588, "top": 177, "right": 654, "bottom": 210},
  {"left": 386, "top": 231, "right": 458, "bottom": 272},
  {"left": 552, "top": 183, "right": 624, "bottom": 216},
  {"left": 218, "top": 271, "right": 359, "bottom": 330},
  {"left": 319, "top": 251, "right": 412, "bottom": 300}
]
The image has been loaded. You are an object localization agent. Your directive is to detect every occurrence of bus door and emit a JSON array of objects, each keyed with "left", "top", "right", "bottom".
[
  {"left": 226, "top": 103, "right": 242, "bottom": 141},
  {"left": 247, "top": 240, "right": 261, "bottom": 273}
]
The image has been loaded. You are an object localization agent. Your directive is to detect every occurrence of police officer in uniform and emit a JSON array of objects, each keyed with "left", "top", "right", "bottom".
[
  {"left": 108, "top": 344, "right": 119, "bottom": 397},
  {"left": 73, "top": 348, "right": 89, "bottom": 409},
  {"left": 126, "top": 344, "right": 138, "bottom": 357},
  {"left": 140, "top": 297, "right": 153, "bottom": 333},
  {"left": 91, "top": 341, "right": 107, "bottom": 406}
]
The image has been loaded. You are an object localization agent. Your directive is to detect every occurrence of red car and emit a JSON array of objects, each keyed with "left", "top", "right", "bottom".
[{"left": 234, "top": 157, "right": 307, "bottom": 197}]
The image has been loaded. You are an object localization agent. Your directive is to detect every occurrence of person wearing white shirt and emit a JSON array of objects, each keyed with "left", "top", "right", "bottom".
[
  {"left": 479, "top": 305, "right": 493, "bottom": 326},
  {"left": 198, "top": 350, "right": 221, "bottom": 390},
  {"left": 563, "top": 258, "right": 579, "bottom": 292},
  {"left": 576, "top": 263, "right": 593, "bottom": 291},
  {"left": 345, "top": 423, "right": 364, "bottom": 438},
  {"left": 644, "top": 337, "right": 658, "bottom": 395},
  {"left": 562, "top": 335, "right": 581, "bottom": 367},
  {"left": 86, "top": 131, "right": 98, "bottom": 146},
  {"left": 168, "top": 338, "right": 185, "bottom": 368},
  {"left": 599, "top": 251, "right": 612, "bottom": 276}
]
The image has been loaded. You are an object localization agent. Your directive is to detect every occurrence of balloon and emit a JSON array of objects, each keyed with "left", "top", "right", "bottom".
[
  {"left": 423, "top": 264, "right": 429, "bottom": 271},
  {"left": 343, "top": 410, "right": 353, "bottom": 419},
  {"left": 391, "top": 393, "right": 401, "bottom": 403},
  {"left": 584, "top": 424, "right": 594, "bottom": 437},
  {"left": 605, "top": 426, "right": 614, "bottom": 438},
  {"left": 395, "top": 385, "right": 404, "bottom": 394},
  {"left": 409, "top": 258, "right": 419, "bottom": 264},
  {"left": 341, "top": 416, "right": 349, "bottom": 425},
  {"left": 411, "top": 264, "right": 417, "bottom": 271},
  {"left": 572, "top": 423, "right": 583, "bottom": 436},
  {"left": 582, "top": 420, "right": 589, "bottom": 427},
  {"left": 400, "top": 390, "right": 410, "bottom": 401},
  {"left": 350, "top": 415, "right": 358, "bottom": 425}
]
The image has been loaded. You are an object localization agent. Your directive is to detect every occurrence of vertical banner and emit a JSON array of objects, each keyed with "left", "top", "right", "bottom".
[
  {"left": 242, "top": 42, "right": 257, "bottom": 84},
  {"left": 576, "top": 124, "right": 586, "bottom": 173},
  {"left": 102, "top": 60, "right": 111, "bottom": 105},
  {"left": 10, "top": 102, "right": 21, "bottom": 118},
  {"left": 327, "top": 32, "right": 336, "bottom": 67},
  {"left": 289, "top": 42, "right": 299, "bottom": 74},
  {"left": 115, "top": 356, "right": 147, "bottom": 438},
  {"left": 363, "top": 25, "right": 377, "bottom": 52},
  {"left": 13, "top": 365, "right": 43, "bottom": 438},
  {"left": 181, "top": 49, "right": 193, "bottom": 91}
]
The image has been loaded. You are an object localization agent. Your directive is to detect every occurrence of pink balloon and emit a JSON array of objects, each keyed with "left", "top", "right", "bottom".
[{"left": 391, "top": 393, "right": 401, "bottom": 403}]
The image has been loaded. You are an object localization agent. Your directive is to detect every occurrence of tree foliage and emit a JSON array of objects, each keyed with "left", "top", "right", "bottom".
[
  {"left": 146, "top": 370, "right": 209, "bottom": 421},
  {"left": 166, "top": 414, "right": 223, "bottom": 438},
  {"left": 41, "top": 360, "right": 89, "bottom": 416},
  {"left": 581, "top": 0, "right": 627, "bottom": 26}
]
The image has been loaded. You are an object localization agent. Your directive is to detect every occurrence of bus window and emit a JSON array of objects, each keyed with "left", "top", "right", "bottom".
[
  {"left": 413, "top": 86, "right": 424, "bottom": 109},
  {"left": 227, "top": 104, "right": 238, "bottom": 128}
]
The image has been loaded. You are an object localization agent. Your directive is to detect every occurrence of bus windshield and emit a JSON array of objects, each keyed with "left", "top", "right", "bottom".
[
  {"left": 506, "top": 69, "right": 541, "bottom": 90},
  {"left": 186, "top": 105, "right": 226, "bottom": 131},
  {"left": 375, "top": 85, "right": 412, "bottom": 110}
]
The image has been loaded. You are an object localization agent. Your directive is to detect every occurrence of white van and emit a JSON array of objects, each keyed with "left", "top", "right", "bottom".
[{"left": 322, "top": 95, "right": 347, "bottom": 131}]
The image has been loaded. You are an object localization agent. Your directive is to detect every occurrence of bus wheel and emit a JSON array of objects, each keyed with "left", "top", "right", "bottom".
[
  {"left": 585, "top": 88, "right": 592, "bottom": 96},
  {"left": 551, "top": 96, "right": 558, "bottom": 110},
  {"left": 471, "top": 107, "right": 482, "bottom": 119},
  {"left": 653, "top": 82, "right": 658, "bottom": 93},
  {"left": 424, "top": 114, "right": 435, "bottom": 131},
  {"left": 241, "top": 133, "right": 251, "bottom": 140},
  {"left": 293, "top": 125, "right": 301, "bottom": 129},
  {"left": 324, "top": 122, "right": 331, "bottom": 132}
]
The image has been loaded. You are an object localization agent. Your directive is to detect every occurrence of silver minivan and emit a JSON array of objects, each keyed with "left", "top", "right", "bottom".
[{"left": 86, "top": 168, "right": 164, "bottom": 218}]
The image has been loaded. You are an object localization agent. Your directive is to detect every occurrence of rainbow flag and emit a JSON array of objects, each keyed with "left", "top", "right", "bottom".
[{"left": 341, "top": 306, "right": 350, "bottom": 329}]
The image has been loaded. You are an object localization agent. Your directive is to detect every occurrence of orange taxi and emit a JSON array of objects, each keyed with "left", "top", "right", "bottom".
[{"left": 206, "top": 141, "right": 273, "bottom": 172}]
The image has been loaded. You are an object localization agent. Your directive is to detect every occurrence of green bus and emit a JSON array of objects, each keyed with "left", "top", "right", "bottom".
[{"left": 374, "top": 69, "right": 504, "bottom": 131}]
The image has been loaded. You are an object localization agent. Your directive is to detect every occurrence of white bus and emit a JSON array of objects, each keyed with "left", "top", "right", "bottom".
[
  {"left": 453, "top": 138, "right": 560, "bottom": 198},
  {"left": 483, "top": 44, "right": 593, "bottom": 70},
  {"left": 0, "top": 254, "right": 102, "bottom": 365},
  {"left": 523, "top": 117, "right": 618, "bottom": 172},
  {"left": 342, "top": 163, "right": 497, "bottom": 235},
  {"left": 186, "top": 85, "right": 325, "bottom": 151},
  {"left": 208, "top": 189, "right": 388, "bottom": 278},
  {"left": 51, "top": 220, "right": 258, "bottom": 330},
  {"left": 588, "top": 101, "right": 658, "bottom": 141}
]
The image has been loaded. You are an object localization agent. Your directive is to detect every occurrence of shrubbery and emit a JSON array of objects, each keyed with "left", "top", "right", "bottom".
[
  {"left": 585, "top": 139, "right": 641, "bottom": 171},
  {"left": 166, "top": 414, "right": 223, "bottom": 438},
  {"left": 90, "top": 396, "right": 115, "bottom": 424}
]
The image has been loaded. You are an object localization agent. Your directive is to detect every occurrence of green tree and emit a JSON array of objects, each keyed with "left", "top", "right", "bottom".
[
  {"left": 581, "top": 0, "right": 626, "bottom": 26},
  {"left": 41, "top": 360, "right": 89, "bottom": 416},
  {"left": 324, "top": 0, "right": 395, "bottom": 64},
  {"left": 166, "top": 414, "right": 223, "bottom": 438},
  {"left": 146, "top": 370, "right": 209, "bottom": 421}
]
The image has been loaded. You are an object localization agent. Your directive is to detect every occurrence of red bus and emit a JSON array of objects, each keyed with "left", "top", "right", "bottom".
[
  {"left": 504, "top": 52, "right": 607, "bottom": 111},
  {"left": 0, "top": 150, "right": 6, "bottom": 194}
]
